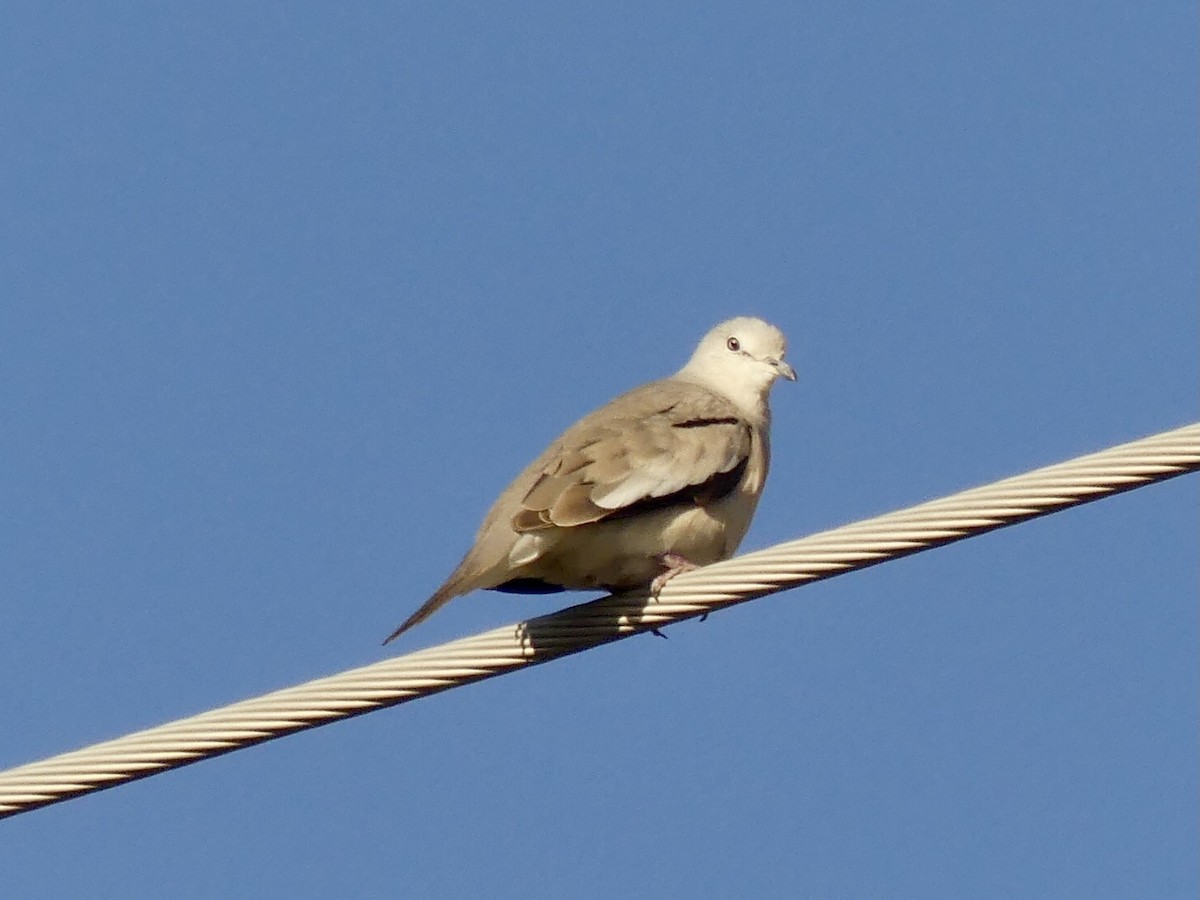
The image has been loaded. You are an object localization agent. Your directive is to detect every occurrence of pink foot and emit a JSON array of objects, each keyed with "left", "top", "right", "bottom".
[{"left": 650, "top": 552, "right": 700, "bottom": 597}]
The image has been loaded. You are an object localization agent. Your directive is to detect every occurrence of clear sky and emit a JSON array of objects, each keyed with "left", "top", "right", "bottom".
[{"left": 1, "top": 4, "right": 1196, "bottom": 898}]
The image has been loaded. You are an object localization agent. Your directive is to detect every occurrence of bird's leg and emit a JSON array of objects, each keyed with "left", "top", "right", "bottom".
[
  {"left": 650, "top": 552, "right": 700, "bottom": 597},
  {"left": 643, "top": 553, "right": 701, "bottom": 638}
]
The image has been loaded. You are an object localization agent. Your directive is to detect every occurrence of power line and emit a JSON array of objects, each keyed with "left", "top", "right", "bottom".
[{"left": 1, "top": 422, "right": 1196, "bottom": 819}]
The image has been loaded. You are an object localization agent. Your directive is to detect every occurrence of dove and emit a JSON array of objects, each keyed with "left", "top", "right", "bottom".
[{"left": 384, "top": 316, "right": 795, "bottom": 643}]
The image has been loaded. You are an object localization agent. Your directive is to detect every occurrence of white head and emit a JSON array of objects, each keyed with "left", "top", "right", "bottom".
[{"left": 677, "top": 316, "right": 796, "bottom": 419}]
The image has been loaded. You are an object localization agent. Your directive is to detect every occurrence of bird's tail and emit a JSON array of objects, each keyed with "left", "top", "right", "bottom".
[
  {"left": 383, "top": 548, "right": 494, "bottom": 643},
  {"left": 382, "top": 582, "right": 460, "bottom": 644},
  {"left": 383, "top": 536, "right": 515, "bottom": 644}
]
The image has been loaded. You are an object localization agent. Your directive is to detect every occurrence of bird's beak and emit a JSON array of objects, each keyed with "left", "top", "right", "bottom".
[{"left": 771, "top": 358, "right": 797, "bottom": 381}]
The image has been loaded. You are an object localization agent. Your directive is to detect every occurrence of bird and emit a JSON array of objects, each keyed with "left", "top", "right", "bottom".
[{"left": 384, "top": 316, "right": 795, "bottom": 643}]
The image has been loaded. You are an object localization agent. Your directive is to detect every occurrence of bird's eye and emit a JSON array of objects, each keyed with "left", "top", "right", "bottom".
[{"left": 726, "top": 337, "right": 740, "bottom": 352}]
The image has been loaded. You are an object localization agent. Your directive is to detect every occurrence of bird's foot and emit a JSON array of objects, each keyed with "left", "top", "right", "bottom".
[{"left": 650, "top": 552, "right": 700, "bottom": 597}]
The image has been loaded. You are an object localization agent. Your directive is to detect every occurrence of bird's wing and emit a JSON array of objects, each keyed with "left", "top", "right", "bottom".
[{"left": 511, "top": 379, "right": 752, "bottom": 531}]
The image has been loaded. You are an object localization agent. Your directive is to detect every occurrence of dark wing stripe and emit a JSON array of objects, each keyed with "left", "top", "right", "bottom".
[{"left": 672, "top": 416, "right": 741, "bottom": 429}]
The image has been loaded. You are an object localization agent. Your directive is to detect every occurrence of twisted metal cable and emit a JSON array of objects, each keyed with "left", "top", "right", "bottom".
[{"left": 2, "top": 423, "right": 1196, "bottom": 819}]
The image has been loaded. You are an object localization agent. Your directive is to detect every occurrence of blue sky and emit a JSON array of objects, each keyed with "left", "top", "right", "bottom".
[{"left": 1, "top": 4, "right": 1196, "bottom": 898}]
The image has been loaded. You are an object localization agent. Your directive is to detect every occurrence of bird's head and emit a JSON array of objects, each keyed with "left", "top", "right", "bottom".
[{"left": 678, "top": 317, "right": 796, "bottom": 415}]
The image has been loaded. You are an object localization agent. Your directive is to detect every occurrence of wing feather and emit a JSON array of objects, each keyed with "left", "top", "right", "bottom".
[{"left": 512, "top": 380, "right": 751, "bottom": 533}]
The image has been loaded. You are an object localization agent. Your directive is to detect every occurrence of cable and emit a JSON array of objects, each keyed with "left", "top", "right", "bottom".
[{"left": 1, "top": 423, "right": 1196, "bottom": 818}]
